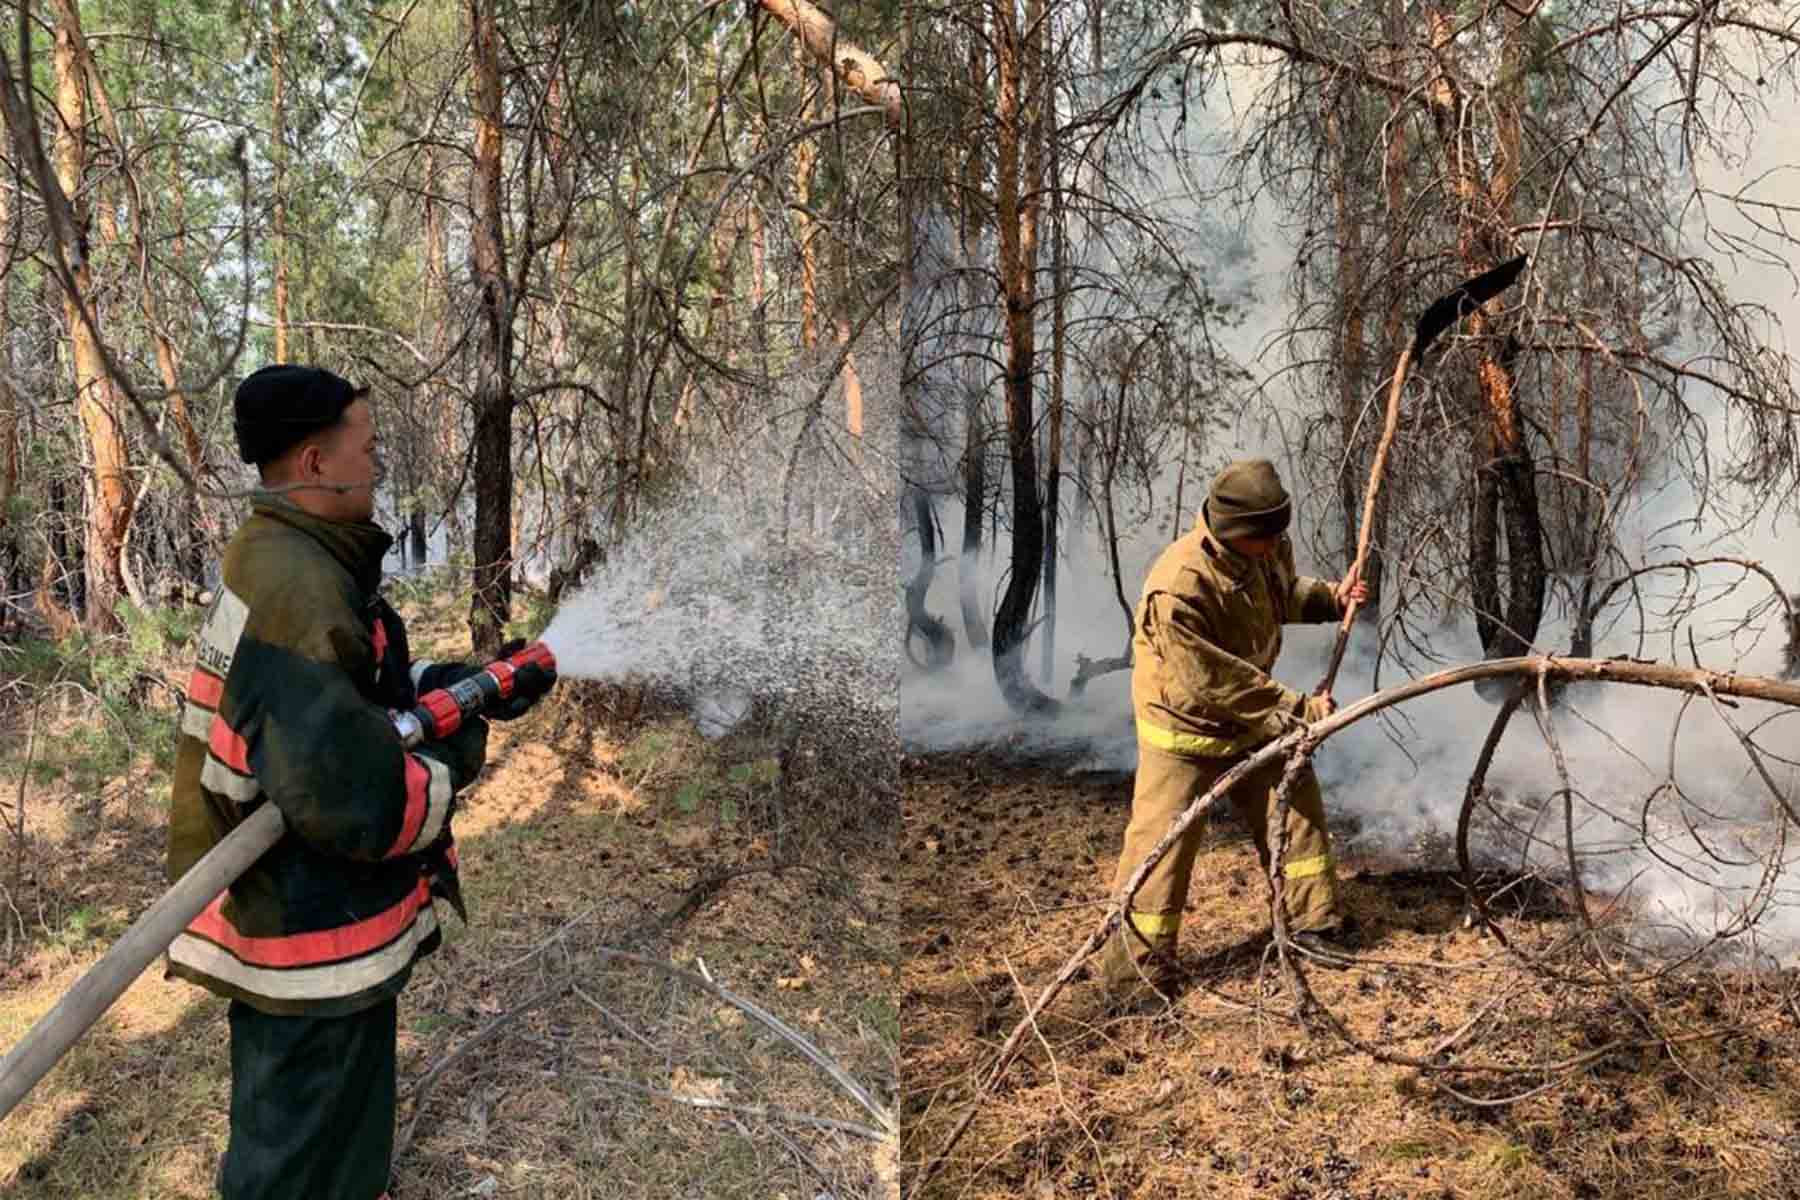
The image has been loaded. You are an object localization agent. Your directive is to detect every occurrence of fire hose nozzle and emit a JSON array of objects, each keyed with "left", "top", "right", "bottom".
[{"left": 391, "top": 641, "right": 558, "bottom": 747}]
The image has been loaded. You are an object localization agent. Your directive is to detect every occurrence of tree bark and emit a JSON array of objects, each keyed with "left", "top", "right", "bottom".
[
  {"left": 837, "top": 248, "right": 863, "bottom": 463},
  {"left": 989, "top": 0, "right": 1053, "bottom": 714},
  {"left": 1425, "top": 7, "right": 1543, "bottom": 667},
  {"left": 749, "top": 117, "right": 770, "bottom": 388},
  {"left": 0, "top": 126, "right": 15, "bottom": 561},
  {"left": 422, "top": 145, "right": 458, "bottom": 559},
  {"left": 1371, "top": 0, "right": 1407, "bottom": 615},
  {"left": 52, "top": 0, "right": 130, "bottom": 634},
  {"left": 467, "top": 0, "right": 513, "bottom": 654},
  {"left": 39, "top": 468, "right": 78, "bottom": 638},
  {"left": 66, "top": 11, "right": 205, "bottom": 590},
  {"left": 905, "top": 488, "right": 953, "bottom": 669},
  {"left": 1327, "top": 98, "right": 1377, "bottom": 619},
  {"left": 954, "top": 4, "right": 990, "bottom": 654},
  {"left": 1041, "top": 83, "right": 1065, "bottom": 687},
  {"left": 794, "top": 52, "right": 820, "bottom": 356},
  {"left": 271, "top": 0, "right": 289, "bottom": 362}
]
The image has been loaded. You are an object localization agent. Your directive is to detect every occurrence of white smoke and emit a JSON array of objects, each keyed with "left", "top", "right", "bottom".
[
  {"left": 899, "top": 64, "right": 1800, "bottom": 962},
  {"left": 542, "top": 358, "right": 900, "bottom": 749}
]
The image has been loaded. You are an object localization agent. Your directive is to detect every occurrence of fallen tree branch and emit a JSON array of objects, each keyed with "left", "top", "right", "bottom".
[
  {"left": 588, "top": 1073, "right": 889, "bottom": 1141},
  {"left": 587, "top": 944, "right": 897, "bottom": 1136},
  {"left": 1069, "top": 651, "right": 1131, "bottom": 698},
  {"left": 395, "top": 864, "right": 748, "bottom": 1157},
  {"left": 914, "top": 653, "right": 1800, "bottom": 1189}
]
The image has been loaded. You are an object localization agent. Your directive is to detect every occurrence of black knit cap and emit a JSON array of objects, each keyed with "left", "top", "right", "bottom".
[
  {"left": 1205, "top": 458, "right": 1292, "bottom": 542},
  {"left": 233, "top": 364, "right": 367, "bottom": 466}
]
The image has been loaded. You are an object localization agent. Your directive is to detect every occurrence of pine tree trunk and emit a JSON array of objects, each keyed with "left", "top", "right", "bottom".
[
  {"left": 52, "top": 0, "right": 130, "bottom": 634},
  {"left": 989, "top": 0, "right": 1053, "bottom": 714},
  {"left": 1041, "top": 93, "right": 1065, "bottom": 687},
  {"left": 422, "top": 146, "right": 461, "bottom": 558},
  {"left": 1327, "top": 101, "right": 1374, "bottom": 619},
  {"left": 1426, "top": 6, "right": 1543, "bottom": 667},
  {"left": 271, "top": 0, "right": 289, "bottom": 362},
  {"left": 956, "top": 17, "right": 990, "bottom": 652},
  {"left": 0, "top": 142, "right": 15, "bottom": 564},
  {"left": 467, "top": 0, "right": 512, "bottom": 654}
]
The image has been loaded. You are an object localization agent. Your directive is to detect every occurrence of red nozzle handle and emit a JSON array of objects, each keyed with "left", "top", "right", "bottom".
[
  {"left": 487, "top": 641, "right": 556, "bottom": 700},
  {"left": 508, "top": 641, "right": 556, "bottom": 674}
]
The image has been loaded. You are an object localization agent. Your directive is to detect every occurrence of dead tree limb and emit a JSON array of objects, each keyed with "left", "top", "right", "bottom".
[
  {"left": 1318, "top": 255, "right": 1529, "bottom": 697},
  {"left": 755, "top": 0, "right": 901, "bottom": 129},
  {"left": 1069, "top": 652, "right": 1131, "bottom": 697}
]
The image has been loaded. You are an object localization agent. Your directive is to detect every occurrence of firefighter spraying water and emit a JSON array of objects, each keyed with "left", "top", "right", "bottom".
[
  {"left": 0, "top": 638, "right": 560, "bottom": 1124},
  {"left": 0, "top": 366, "right": 571, "bottom": 1200},
  {"left": 0, "top": 352, "right": 900, "bottom": 1180}
]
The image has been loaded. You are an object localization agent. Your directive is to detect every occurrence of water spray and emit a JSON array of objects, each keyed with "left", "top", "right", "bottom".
[{"left": 0, "top": 641, "right": 558, "bottom": 1124}]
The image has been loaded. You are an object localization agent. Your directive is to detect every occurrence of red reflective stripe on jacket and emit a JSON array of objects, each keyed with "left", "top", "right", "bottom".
[
  {"left": 187, "top": 668, "right": 223, "bottom": 709},
  {"left": 208, "top": 714, "right": 251, "bottom": 773},
  {"left": 388, "top": 755, "right": 430, "bottom": 857},
  {"left": 188, "top": 879, "right": 430, "bottom": 968},
  {"left": 371, "top": 617, "right": 388, "bottom": 660}
]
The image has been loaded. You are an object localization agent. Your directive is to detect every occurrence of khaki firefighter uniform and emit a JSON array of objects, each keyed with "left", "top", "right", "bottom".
[{"left": 1101, "top": 462, "right": 1348, "bottom": 993}]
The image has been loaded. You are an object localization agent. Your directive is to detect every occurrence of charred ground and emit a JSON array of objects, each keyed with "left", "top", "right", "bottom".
[{"left": 900, "top": 750, "right": 1800, "bottom": 1200}]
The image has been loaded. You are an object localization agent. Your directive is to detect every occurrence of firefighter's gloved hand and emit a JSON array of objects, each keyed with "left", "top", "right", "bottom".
[
  {"left": 431, "top": 715, "right": 490, "bottom": 784},
  {"left": 414, "top": 660, "right": 483, "bottom": 695},
  {"left": 488, "top": 638, "right": 558, "bottom": 721}
]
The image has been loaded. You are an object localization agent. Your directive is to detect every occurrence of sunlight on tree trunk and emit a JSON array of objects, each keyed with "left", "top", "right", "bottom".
[{"left": 52, "top": 0, "right": 130, "bottom": 634}]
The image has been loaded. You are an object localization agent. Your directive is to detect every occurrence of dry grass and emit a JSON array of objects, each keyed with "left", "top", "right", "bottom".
[
  {"left": 0, "top": 583, "right": 898, "bottom": 1199},
  {"left": 900, "top": 752, "right": 1800, "bottom": 1200}
]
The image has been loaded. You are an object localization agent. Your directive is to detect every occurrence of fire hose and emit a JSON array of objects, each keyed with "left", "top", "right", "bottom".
[{"left": 0, "top": 641, "right": 557, "bottom": 1124}]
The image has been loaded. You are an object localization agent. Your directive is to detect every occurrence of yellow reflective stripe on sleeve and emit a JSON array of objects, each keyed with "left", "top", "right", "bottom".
[
  {"left": 1135, "top": 718, "right": 1260, "bottom": 758},
  {"left": 1283, "top": 854, "right": 1333, "bottom": 880},
  {"left": 1126, "top": 910, "right": 1181, "bottom": 937}
]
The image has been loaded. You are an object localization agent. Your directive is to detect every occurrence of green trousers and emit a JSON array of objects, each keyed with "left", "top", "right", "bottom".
[
  {"left": 218, "top": 997, "right": 397, "bottom": 1200},
  {"left": 1101, "top": 742, "right": 1342, "bottom": 992}
]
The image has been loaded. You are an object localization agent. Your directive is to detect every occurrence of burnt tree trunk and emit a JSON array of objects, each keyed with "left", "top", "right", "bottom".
[
  {"left": 958, "top": 397, "right": 989, "bottom": 650},
  {"left": 988, "top": 0, "right": 1054, "bottom": 715},
  {"left": 905, "top": 487, "right": 954, "bottom": 670},
  {"left": 408, "top": 510, "right": 427, "bottom": 566},
  {"left": 1041, "top": 83, "right": 1065, "bottom": 687},
  {"left": 1427, "top": 5, "right": 1544, "bottom": 691}
]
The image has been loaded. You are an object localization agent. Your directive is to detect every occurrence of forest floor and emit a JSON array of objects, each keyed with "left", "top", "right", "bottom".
[
  {"left": 0, "top": 585, "right": 898, "bottom": 1199},
  {"left": 899, "top": 750, "right": 1800, "bottom": 1200}
]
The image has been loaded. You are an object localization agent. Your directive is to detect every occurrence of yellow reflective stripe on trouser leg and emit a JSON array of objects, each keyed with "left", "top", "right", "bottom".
[
  {"left": 1136, "top": 718, "right": 1258, "bottom": 758},
  {"left": 1283, "top": 854, "right": 1333, "bottom": 880},
  {"left": 1126, "top": 911, "right": 1181, "bottom": 937}
]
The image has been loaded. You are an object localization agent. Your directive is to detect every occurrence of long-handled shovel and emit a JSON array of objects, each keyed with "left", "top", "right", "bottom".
[{"left": 1315, "top": 253, "right": 1530, "bottom": 698}]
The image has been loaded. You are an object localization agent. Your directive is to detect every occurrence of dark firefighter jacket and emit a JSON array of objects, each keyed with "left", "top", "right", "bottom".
[
  {"left": 164, "top": 494, "right": 487, "bottom": 1017},
  {"left": 1131, "top": 513, "right": 1343, "bottom": 757}
]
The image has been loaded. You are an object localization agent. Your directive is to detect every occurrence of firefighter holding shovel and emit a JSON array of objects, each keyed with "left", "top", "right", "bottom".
[
  {"left": 165, "top": 365, "right": 556, "bottom": 1199},
  {"left": 1099, "top": 459, "right": 1367, "bottom": 1007}
]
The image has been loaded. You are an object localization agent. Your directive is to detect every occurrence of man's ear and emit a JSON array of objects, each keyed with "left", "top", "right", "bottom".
[{"left": 294, "top": 440, "right": 323, "bottom": 480}]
